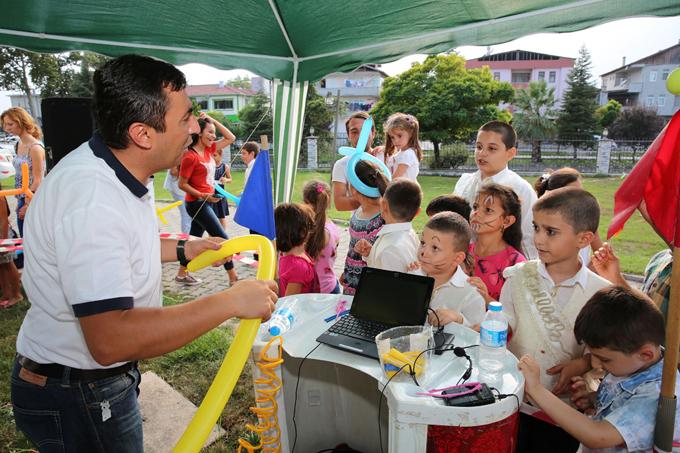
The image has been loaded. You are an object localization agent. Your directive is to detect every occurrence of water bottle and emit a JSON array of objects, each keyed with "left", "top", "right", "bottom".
[
  {"left": 268, "top": 306, "right": 296, "bottom": 337},
  {"left": 479, "top": 302, "right": 508, "bottom": 373}
]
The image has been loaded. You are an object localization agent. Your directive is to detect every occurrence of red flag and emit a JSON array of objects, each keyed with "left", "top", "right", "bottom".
[{"left": 608, "top": 111, "right": 680, "bottom": 246}]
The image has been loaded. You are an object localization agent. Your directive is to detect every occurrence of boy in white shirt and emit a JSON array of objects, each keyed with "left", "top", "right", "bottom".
[
  {"left": 355, "top": 179, "right": 421, "bottom": 272},
  {"left": 416, "top": 212, "right": 485, "bottom": 330},
  {"left": 454, "top": 121, "right": 538, "bottom": 258},
  {"left": 499, "top": 187, "right": 611, "bottom": 453}
]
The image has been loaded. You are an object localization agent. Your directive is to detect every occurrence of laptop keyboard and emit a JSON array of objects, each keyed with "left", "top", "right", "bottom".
[{"left": 328, "top": 314, "right": 391, "bottom": 340}]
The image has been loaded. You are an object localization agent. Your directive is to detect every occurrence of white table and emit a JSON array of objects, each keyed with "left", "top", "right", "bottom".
[{"left": 250, "top": 293, "right": 524, "bottom": 453}]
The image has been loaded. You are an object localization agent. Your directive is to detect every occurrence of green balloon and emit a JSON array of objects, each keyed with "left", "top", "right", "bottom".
[{"left": 668, "top": 68, "right": 680, "bottom": 96}]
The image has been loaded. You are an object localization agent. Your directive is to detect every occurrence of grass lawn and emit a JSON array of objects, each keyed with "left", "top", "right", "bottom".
[{"left": 155, "top": 170, "right": 665, "bottom": 275}]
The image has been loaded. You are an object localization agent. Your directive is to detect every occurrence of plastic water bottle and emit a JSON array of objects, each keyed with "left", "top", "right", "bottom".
[
  {"left": 268, "top": 306, "right": 296, "bottom": 337},
  {"left": 479, "top": 302, "right": 508, "bottom": 373}
]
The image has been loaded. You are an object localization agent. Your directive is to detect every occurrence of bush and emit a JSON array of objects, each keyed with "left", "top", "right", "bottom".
[{"left": 428, "top": 142, "right": 469, "bottom": 169}]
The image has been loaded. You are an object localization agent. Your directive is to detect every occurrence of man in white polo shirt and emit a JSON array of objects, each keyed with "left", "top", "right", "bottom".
[{"left": 11, "top": 55, "right": 278, "bottom": 452}]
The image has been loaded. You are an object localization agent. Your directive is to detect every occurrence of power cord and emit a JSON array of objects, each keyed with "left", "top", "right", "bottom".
[
  {"left": 377, "top": 362, "right": 410, "bottom": 453},
  {"left": 490, "top": 387, "right": 521, "bottom": 413},
  {"left": 291, "top": 343, "right": 321, "bottom": 453}
]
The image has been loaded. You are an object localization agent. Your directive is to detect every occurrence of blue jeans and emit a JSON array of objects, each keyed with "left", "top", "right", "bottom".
[
  {"left": 185, "top": 200, "right": 234, "bottom": 270},
  {"left": 172, "top": 193, "right": 192, "bottom": 235},
  {"left": 11, "top": 358, "right": 143, "bottom": 453}
]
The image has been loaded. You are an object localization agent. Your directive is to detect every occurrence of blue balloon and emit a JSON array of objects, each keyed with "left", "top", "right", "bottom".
[
  {"left": 347, "top": 152, "right": 392, "bottom": 198},
  {"left": 213, "top": 184, "right": 241, "bottom": 206}
]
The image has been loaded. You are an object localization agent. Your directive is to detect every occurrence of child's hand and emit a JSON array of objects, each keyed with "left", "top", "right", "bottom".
[
  {"left": 428, "top": 308, "right": 463, "bottom": 326},
  {"left": 469, "top": 323, "right": 480, "bottom": 333},
  {"left": 591, "top": 242, "right": 625, "bottom": 285},
  {"left": 406, "top": 261, "right": 420, "bottom": 272},
  {"left": 569, "top": 376, "right": 596, "bottom": 415},
  {"left": 353, "top": 239, "right": 372, "bottom": 257},
  {"left": 547, "top": 355, "right": 591, "bottom": 395},
  {"left": 518, "top": 355, "right": 542, "bottom": 394},
  {"left": 467, "top": 276, "right": 494, "bottom": 303}
]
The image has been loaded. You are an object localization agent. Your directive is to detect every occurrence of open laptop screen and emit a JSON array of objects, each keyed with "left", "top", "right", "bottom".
[{"left": 350, "top": 267, "right": 434, "bottom": 326}]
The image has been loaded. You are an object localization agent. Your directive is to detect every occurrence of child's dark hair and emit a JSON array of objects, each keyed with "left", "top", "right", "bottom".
[
  {"left": 575, "top": 285, "right": 665, "bottom": 353},
  {"left": 475, "top": 183, "right": 524, "bottom": 255},
  {"left": 302, "top": 180, "right": 331, "bottom": 259},
  {"left": 425, "top": 211, "right": 472, "bottom": 256},
  {"left": 274, "top": 203, "right": 314, "bottom": 253},
  {"left": 478, "top": 121, "right": 517, "bottom": 150},
  {"left": 383, "top": 113, "right": 423, "bottom": 161},
  {"left": 352, "top": 160, "right": 389, "bottom": 199},
  {"left": 242, "top": 141, "right": 260, "bottom": 156},
  {"left": 426, "top": 194, "right": 471, "bottom": 221},
  {"left": 384, "top": 179, "right": 422, "bottom": 222},
  {"left": 535, "top": 167, "right": 581, "bottom": 198},
  {"left": 533, "top": 187, "right": 599, "bottom": 234}
]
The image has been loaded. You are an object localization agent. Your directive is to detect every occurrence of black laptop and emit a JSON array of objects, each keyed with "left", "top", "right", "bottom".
[{"left": 316, "top": 267, "right": 435, "bottom": 359}]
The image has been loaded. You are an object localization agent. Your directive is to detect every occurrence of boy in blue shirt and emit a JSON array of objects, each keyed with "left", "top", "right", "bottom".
[{"left": 518, "top": 285, "right": 680, "bottom": 452}]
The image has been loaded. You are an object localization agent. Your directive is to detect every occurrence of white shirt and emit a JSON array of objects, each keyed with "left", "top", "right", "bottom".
[
  {"left": 365, "top": 222, "right": 418, "bottom": 272},
  {"left": 16, "top": 134, "right": 162, "bottom": 369},
  {"left": 244, "top": 159, "right": 255, "bottom": 186},
  {"left": 415, "top": 266, "right": 486, "bottom": 330},
  {"left": 393, "top": 148, "right": 419, "bottom": 181},
  {"left": 453, "top": 167, "right": 538, "bottom": 259}
]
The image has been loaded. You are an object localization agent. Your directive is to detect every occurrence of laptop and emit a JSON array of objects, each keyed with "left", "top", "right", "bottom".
[{"left": 316, "top": 267, "right": 436, "bottom": 359}]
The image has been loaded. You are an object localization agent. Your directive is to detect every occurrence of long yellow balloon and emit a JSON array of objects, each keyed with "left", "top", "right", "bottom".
[
  {"left": 0, "top": 162, "right": 33, "bottom": 199},
  {"left": 173, "top": 235, "right": 276, "bottom": 453},
  {"left": 156, "top": 200, "right": 183, "bottom": 225}
]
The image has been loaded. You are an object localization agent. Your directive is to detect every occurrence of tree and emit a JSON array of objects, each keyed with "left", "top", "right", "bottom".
[
  {"left": 370, "top": 54, "right": 514, "bottom": 164},
  {"left": 69, "top": 52, "right": 109, "bottom": 97},
  {"left": 557, "top": 46, "right": 599, "bottom": 146},
  {"left": 237, "top": 91, "right": 272, "bottom": 140},
  {"left": 303, "top": 86, "right": 333, "bottom": 137},
  {"left": 227, "top": 75, "right": 251, "bottom": 89},
  {"left": 594, "top": 99, "right": 622, "bottom": 132},
  {"left": 608, "top": 107, "right": 663, "bottom": 141},
  {"left": 512, "top": 80, "right": 558, "bottom": 163}
]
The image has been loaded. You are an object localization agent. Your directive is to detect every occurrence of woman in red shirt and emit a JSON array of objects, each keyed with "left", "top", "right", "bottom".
[{"left": 179, "top": 112, "right": 238, "bottom": 285}]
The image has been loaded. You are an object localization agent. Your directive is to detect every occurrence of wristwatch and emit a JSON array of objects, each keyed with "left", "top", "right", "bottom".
[{"left": 176, "top": 240, "right": 189, "bottom": 267}]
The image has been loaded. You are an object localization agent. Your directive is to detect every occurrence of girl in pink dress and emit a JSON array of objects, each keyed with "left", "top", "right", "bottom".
[
  {"left": 468, "top": 182, "right": 526, "bottom": 305},
  {"left": 303, "top": 180, "right": 341, "bottom": 294},
  {"left": 275, "top": 203, "right": 320, "bottom": 297}
]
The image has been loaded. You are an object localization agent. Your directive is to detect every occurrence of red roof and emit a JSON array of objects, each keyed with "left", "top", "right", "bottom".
[{"left": 186, "top": 84, "right": 258, "bottom": 96}]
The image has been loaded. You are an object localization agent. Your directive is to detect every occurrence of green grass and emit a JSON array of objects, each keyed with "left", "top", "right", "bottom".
[{"left": 154, "top": 170, "right": 666, "bottom": 275}]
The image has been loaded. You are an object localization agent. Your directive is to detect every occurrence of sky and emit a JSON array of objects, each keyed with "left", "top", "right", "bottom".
[{"left": 1, "top": 15, "right": 680, "bottom": 111}]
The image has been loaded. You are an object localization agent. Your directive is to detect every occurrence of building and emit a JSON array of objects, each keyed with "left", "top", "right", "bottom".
[
  {"left": 466, "top": 50, "right": 575, "bottom": 109},
  {"left": 315, "top": 64, "right": 388, "bottom": 134},
  {"left": 8, "top": 93, "right": 42, "bottom": 122},
  {"left": 599, "top": 42, "right": 680, "bottom": 119},
  {"left": 187, "top": 83, "right": 258, "bottom": 123}
]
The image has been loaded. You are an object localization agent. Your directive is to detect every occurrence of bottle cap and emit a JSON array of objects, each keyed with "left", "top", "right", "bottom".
[
  {"left": 489, "top": 302, "right": 502, "bottom": 312},
  {"left": 269, "top": 325, "right": 281, "bottom": 336}
]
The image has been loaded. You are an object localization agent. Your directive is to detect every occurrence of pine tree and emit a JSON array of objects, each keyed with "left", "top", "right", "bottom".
[{"left": 557, "top": 46, "right": 599, "bottom": 144}]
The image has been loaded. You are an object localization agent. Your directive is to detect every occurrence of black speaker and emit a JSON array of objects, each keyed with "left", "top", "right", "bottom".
[{"left": 41, "top": 97, "right": 95, "bottom": 171}]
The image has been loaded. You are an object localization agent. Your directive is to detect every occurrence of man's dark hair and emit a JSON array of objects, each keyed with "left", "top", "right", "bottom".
[
  {"left": 384, "top": 179, "right": 422, "bottom": 222},
  {"left": 533, "top": 187, "right": 600, "bottom": 233},
  {"left": 344, "top": 111, "right": 376, "bottom": 135},
  {"left": 242, "top": 141, "right": 260, "bottom": 156},
  {"left": 425, "top": 211, "right": 471, "bottom": 253},
  {"left": 479, "top": 121, "right": 517, "bottom": 150},
  {"left": 575, "top": 286, "right": 665, "bottom": 353},
  {"left": 426, "top": 194, "right": 471, "bottom": 221},
  {"left": 93, "top": 54, "right": 187, "bottom": 149}
]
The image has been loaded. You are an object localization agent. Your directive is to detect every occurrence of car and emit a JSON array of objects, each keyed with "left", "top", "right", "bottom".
[{"left": 0, "top": 154, "right": 15, "bottom": 179}]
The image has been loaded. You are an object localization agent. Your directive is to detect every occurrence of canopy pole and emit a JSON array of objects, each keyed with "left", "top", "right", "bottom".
[{"left": 654, "top": 246, "right": 680, "bottom": 452}]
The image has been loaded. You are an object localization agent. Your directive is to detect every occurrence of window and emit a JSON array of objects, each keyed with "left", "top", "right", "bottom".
[
  {"left": 548, "top": 71, "right": 556, "bottom": 83},
  {"left": 213, "top": 99, "right": 234, "bottom": 110},
  {"left": 538, "top": 71, "right": 545, "bottom": 81},
  {"left": 493, "top": 72, "right": 500, "bottom": 81},
  {"left": 649, "top": 71, "right": 657, "bottom": 82},
  {"left": 511, "top": 71, "right": 531, "bottom": 83},
  {"left": 662, "top": 70, "right": 670, "bottom": 80},
  {"left": 195, "top": 99, "right": 208, "bottom": 110},
  {"left": 646, "top": 95, "right": 655, "bottom": 107},
  {"left": 658, "top": 95, "right": 666, "bottom": 107}
]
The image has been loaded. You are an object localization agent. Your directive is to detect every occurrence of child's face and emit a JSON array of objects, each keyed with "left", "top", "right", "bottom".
[
  {"left": 470, "top": 193, "right": 513, "bottom": 235},
  {"left": 589, "top": 346, "right": 651, "bottom": 377},
  {"left": 241, "top": 149, "right": 255, "bottom": 164},
  {"left": 475, "top": 130, "right": 516, "bottom": 178},
  {"left": 388, "top": 127, "right": 411, "bottom": 150},
  {"left": 418, "top": 227, "right": 463, "bottom": 276},
  {"left": 532, "top": 210, "right": 591, "bottom": 266}
]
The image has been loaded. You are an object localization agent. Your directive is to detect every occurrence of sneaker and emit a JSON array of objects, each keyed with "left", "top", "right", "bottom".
[{"left": 175, "top": 274, "right": 202, "bottom": 286}]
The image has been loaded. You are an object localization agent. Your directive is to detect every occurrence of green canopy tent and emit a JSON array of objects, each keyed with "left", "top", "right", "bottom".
[{"left": 2, "top": 0, "right": 679, "bottom": 203}]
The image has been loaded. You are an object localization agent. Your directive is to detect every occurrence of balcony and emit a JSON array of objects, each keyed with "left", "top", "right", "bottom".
[{"left": 317, "top": 86, "right": 381, "bottom": 98}]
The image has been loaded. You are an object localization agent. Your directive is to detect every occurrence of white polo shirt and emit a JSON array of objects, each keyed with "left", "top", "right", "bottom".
[
  {"left": 16, "top": 133, "right": 162, "bottom": 369},
  {"left": 364, "top": 222, "right": 418, "bottom": 272}
]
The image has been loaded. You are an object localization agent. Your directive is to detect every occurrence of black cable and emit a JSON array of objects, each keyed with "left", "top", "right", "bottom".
[
  {"left": 490, "top": 387, "right": 521, "bottom": 413},
  {"left": 377, "top": 363, "right": 411, "bottom": 453},
  {"left": 292, "top": 343, "right": 321, "bottom": 453},
  {"left": 427, "top": 307, "right": 444, "bottom": 334}
]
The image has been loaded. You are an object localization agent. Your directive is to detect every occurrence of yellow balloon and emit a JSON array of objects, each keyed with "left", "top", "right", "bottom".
[
  {"left": 173, "top": 235, "right": 276, "bottom": 453},
  {"left": 667, "top": 68, "right": 680, "bottom": 96},
  {"left": 156, "top": 200, "right": 183, "bottom": 225}
]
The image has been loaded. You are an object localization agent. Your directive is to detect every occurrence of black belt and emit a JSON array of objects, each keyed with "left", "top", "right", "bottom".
[{"left": 17, "top": 354, "right": 136, "bottom": 381}]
